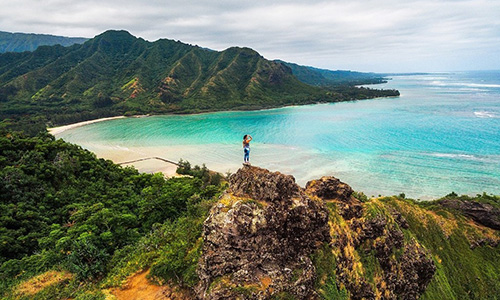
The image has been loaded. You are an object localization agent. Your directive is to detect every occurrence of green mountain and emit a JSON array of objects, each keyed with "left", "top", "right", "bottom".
[
  {"left": 277, "top": 60, "right": 388, "bottom": 86},
  {"left": 0, "top": 31, "right": 88, "bottom": 53},
  {"left": 0, "top": 134, "right": 498, "bottom": 299},
  {"left": 0, "top": 30, "right": 398, "bottom": 134}
]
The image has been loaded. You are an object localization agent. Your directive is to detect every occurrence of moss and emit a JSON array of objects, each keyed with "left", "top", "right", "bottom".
[
  {"left": 232, "top": 285, "right": 259, "bottom": 297},
  {"left": 312, "top": 243, "right": 349, "bottom": 300},
  {"left": 358, "top": 249, "right": 380, "bottom": 286}
]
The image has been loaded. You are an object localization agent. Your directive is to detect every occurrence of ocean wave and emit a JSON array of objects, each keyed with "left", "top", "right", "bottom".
[
  {"left": 429, "top": 153, "right": 477, "bottom": 159},
  {"left": 424, "top": 153, "right": 500, "bottom": 163},
  {"left": 429, "top": 81, "right": 500, "bottom": 88},
  {"left": 474, "top": 111, "right": 499, "bottom": 118},
  {"left": 457, "top": 88, "right": 487, "bottom": 92},
  {"left": 465, "top": 83, "right": 500, "bottom": 88}
]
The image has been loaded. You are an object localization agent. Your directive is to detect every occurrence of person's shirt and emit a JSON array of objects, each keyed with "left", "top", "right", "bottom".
[{"left": 243, "top": 138, "right": 252, "bottom": 149}]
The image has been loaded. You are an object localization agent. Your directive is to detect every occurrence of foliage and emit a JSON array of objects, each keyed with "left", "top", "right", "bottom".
[
  {"left": 177, "top": 159, "right": 224, "bottom": 187},
  {"left": 277, "top": 60, "right": 388, "bottom": 86},
  {"left": 0, "top": 132, "right": 224, "bottom": 298},
  {"left": 67, "top": 238, "right": 110, "bottom": 280},
  {"left": 439, "top": 192, "right": 500, "bottom": 209},
  {"left": 148, "top": 216, "right": 204, "bottom": 287}
]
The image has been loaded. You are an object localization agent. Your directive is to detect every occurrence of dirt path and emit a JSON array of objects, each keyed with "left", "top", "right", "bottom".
[{"left": 109, "top": 271, "right": 191, "bottom": 300}]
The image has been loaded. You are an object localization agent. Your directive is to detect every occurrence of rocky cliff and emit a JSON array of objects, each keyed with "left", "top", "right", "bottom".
[
  {"left": 196, "top": 166, "right": 437, "bottom": 299},
  {"left": 439, "top": 198, "right": 500, "bottom": 230}
]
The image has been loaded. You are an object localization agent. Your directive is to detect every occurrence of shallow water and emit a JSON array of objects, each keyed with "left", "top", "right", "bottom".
[{"left": 56, "top": 71, "right": 500, "bottom": 199}]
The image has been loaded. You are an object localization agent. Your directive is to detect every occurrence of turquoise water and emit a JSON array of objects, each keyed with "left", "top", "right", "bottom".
[{"left": 57, "top": 71, "right": 500, "bottom": 199}]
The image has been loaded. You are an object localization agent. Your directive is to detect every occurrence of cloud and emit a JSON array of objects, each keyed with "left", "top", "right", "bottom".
[{"left": 1, "top": 0, "right": 499, "bottom": 72}]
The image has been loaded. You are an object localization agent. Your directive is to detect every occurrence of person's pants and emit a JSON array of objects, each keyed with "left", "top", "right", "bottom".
[{"left": 244, "top": 148, "right": 250, "bottom": 162}]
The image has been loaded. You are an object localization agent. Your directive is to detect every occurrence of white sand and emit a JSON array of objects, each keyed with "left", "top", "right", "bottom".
[
  {"left": 49, "top": 115, "right": 183, "bottom": 178},
  {"left": 48, "top": 116, "right": 126, "bottom": 135},
  {"left": 75, "top": 144, "right": 181, "bottom": 178}
]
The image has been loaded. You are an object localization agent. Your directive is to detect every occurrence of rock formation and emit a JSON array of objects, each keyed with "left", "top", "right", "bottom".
[
  {"left": 439, "top": 199, "right": 500, "bottom": 230},
  {"left": 197, "top": 165, "right": 330, "bottom": 299},
  {"left": 196, "top": 166, "right": 437, "bottom": 300},
  {"left": 305, "top": 176, "right": 436, "bottom": 300}
]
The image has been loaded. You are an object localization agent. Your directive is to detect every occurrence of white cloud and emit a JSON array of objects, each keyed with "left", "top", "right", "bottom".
[{"left": 0, "top": 0, "right": 499, "bottom": 72}]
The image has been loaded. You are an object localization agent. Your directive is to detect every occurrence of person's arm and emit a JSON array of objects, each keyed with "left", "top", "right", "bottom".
[{"left": 248, "top": 135, "right": 253, "bottom": 142}]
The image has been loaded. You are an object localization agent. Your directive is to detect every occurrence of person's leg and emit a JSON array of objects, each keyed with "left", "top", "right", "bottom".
[{"left": 244, "top": 149, "right": 250, "bottom": 163}]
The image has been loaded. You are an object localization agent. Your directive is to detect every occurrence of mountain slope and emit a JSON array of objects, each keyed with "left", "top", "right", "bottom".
[
  {"left": 0, "top": 30, "right": 399, "bottom": 133},
  {"left": 277, "top": 60, "right": 387, "bottom": 86},
  {"left": 0, "top": 31, "right": 88, "bottom": 53}
]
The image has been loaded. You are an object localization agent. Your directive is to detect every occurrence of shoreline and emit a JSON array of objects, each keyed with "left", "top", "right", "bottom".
[
  {"left": 47, "top": 96, "right": 398, "bottom": 135},
  {"left": 48, "top": 116, "right": 127, "bottom": 135}
]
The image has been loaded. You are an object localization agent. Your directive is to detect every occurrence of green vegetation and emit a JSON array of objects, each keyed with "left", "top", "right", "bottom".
[
  {"left": 1, "top": 129, "right": 497, "bottom": 299},
  {"left": 0, "top": 132, "right": 224, "bottom": 298},
  {"left": 0, "top": 31, "right": 88, "bottom": 54},
  {"left": 313, "top": 243, "right": 349, "bottom": 300},
  {"left": 378, "top": 197, "right": 500, "bottom": 299},
  {"left": 277, "top": 60, "right": 388, "bottom": 86},
  {"left": 0, "top": 30, "right": 399, "bottom": 134}
]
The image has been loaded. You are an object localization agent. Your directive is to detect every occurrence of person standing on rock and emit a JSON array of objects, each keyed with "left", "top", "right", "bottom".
[{"left": 243, "top": 134, "right": 252, "bottom": 165}]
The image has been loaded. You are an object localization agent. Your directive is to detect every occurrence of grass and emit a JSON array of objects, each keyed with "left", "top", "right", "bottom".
[
  {"left": 14, "top": 270, "right": 73, "bottom": 298},
  {"left": 381, "top": 197, "right": 500, "bottom": 300}
]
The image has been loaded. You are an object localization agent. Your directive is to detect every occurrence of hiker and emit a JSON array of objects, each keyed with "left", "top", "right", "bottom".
[{"left": 243, "top": 134, "right": 252, "bottom": 164}]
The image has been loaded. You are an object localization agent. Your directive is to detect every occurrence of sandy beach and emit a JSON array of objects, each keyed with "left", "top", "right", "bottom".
[
  {"left": 49, "top": 115, "right": 182, "bottom": 178},
  {"left": 48, "top": 116, "right": 127, "bottom": 135}
]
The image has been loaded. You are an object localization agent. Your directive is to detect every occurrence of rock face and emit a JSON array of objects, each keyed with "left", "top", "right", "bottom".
[
  {"left": 439, "top": 199, "right": 500, "bottom": 230},
  {"left": 305, "top": 176, "right": 436, "bottom": 300},
  {"left": 197, "top": 165, "right": 330, "bottom": 299},
  {"left": 196, "top": 166, "right": 436, "bottom": 300}
]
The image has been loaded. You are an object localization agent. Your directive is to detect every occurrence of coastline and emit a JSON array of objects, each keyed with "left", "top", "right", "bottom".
[
  {"left": 48, "top": 116, "right": 127, "bottom": 135},
  {"left": 47, "top": 91, "right": 400, "bottom": 136},
  {"left": 49, "top": 116, "right": 188, "bottom": 179}
]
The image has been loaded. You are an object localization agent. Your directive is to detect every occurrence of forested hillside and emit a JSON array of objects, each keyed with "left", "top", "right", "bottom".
[
  {"left": 0, "top": 30, "right": 399, "bottom": 134},
  {"left": 277, "top": 60, "right": 387, "bottom": 86},
  {"left": 0, "top": 31, "right": 87, "bottom": 53},
  {"left": 0, "top": 132, "right": 224, "bottom": 299}
]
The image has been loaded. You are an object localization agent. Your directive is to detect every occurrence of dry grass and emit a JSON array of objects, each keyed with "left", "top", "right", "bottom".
[
  {"left": 393, "top": 200, "right": 458, "bottom": 237},
  {"left": 14, "top": 270, "right": 73, "bottom": 297}
]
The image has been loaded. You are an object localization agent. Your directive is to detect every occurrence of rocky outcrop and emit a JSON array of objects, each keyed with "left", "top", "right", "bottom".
[
  {"left": 306, "top": 175, "right": 435, "bottom": 300},
  {"left": 197, "top": 165, "right": 330, "bottom": 299},
  {"left": 306, "top": 176, "right": 363, "bottom": 220},
  {"left": 439, "top": 199, "right": 500, "bottom": 230},
  {"left": 196, "top": 166, "right": 436, "bottom": 300}
]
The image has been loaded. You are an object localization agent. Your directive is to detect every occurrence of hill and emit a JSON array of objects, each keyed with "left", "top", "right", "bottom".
[
  {"left": 277, "top": 60, "right": 388, "bottom": 86},
  {"left": 0, "top": 30, "right": 399, "bottom": 134},
  {"left": 0, "top": 31, "right": 88, "bottom": 53},
  {"left": 0, "top": 134, "right": 498, "bottom": 299}
]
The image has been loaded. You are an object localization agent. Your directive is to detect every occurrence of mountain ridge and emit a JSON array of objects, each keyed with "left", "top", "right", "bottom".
[
  {"left": 0, "top": 30, "right": 88, "bottom": 53},
  {"left": 0, "top": 30, "right": 399, "bottom": 134}
]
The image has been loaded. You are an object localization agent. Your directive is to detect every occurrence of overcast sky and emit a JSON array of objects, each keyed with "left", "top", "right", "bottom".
[{"left": 1, "top": 0, "right": 499, "bottom": 72}]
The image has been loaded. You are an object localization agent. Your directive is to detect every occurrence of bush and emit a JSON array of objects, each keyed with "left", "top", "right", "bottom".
[{"left": 67, "top": 238, "right": 110, "bottom": 280}]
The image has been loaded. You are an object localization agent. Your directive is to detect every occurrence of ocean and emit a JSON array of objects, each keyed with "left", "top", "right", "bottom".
[{"left": 55, "top": 70, "right": 500, "bottom": 199}]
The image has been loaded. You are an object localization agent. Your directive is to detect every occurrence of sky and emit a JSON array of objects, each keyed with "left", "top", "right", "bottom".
[{"left": 1, "top": 0, "right": 499, "bottom": 73}]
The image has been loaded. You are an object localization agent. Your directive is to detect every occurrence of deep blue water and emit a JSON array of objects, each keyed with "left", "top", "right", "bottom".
[{"left": 57, "top": 71, "right": 500, "bottom": 199}]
